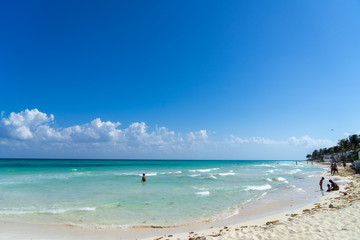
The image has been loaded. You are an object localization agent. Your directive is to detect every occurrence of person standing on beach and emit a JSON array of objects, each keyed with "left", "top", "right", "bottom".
[
  {"left": 141, "top": 173, "right": 146, "bottom": 182},
  {"left": 330, "top": 163, "right": 335, "bottom": 175},
  {"left": 319, "top": 177, "right": 325, "bottom": 191},
  {"left": 333, "top": 163, "right": 339, "bottom": 175}
]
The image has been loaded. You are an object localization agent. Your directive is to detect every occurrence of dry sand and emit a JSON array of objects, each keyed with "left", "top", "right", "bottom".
[{"left": 1, "top": 164, "right": 359, "bottom": 240}]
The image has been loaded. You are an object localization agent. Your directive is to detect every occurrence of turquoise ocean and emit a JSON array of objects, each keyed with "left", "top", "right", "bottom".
[{"left": 0, "top": 159, "right": 327, "bottom": 228}]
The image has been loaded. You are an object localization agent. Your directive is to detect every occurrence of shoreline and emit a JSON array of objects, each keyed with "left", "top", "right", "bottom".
[
  {"left": 144, "top": 163, "right": 359, "bottom": 240},
  {"left": 1, "top": 162, "right": 354, "bottom": 240}
]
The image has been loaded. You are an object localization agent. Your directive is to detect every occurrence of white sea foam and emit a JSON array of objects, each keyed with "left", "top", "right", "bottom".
[
  {"left": 289, "top": 169, "right": 302, "bottom": 174},
  {"left": 208, "top": 175, "right": 217, "bottom": 179},
  {"left": 266, "top": 170, "right": 274, "bottom": 174},
  {"left": 255, "top": 164, "right": 273, "bottom": 167},
  {"left": 219, "top": 171, "right": 235, "bottom": 176},
  {"left": 279, "top": 163, "right": 292, "bottom": 166},
  {"left": 257, "top": 192, "right": 268, "bottom": 200},
  {"left": 192, "top": 186, "right": 208, "bottom": 191},
  {"left": 266, "top": 178, "right": 272, "bottom": 182},
  {"left": 189, "top": 174, "right": 200, "bottom": 177},
  {"left": 276, "top": 177, "right": 288, "bottom": 182},
  {"left": 245, "top": 184, "right": 272, "bottom": 191},
  {"left": 189, "top": 168, "right": 219, "bottom": 173},
  {"left": 196, "top": 191, "right": 210, "bottom": 196},
  {"left": 138, "top": 173, "right": 157, "bottom": 177},
  {"left": 160, "top": 171, "right": 182, "bottom": 174},
  {"left": 0, "top": 206, "right": 96, "bottom": 215}
]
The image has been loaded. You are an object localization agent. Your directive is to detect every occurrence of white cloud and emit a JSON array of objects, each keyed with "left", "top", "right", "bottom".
[
  {"left": 62, "top": 118, "right": 122, "bottom": 143},
  {"left": 287, "top": 136, "right": 333, "bottom": 148},
  {"left": 227, "top": 135, "right": 333, "bottom": 148},
  {"left": 0, "top": 108, "right": 335, "bottom": 158},
  {"left": 226, "top": 135, "right": 285, "bottom": 145},
  {"left": 0, "top": 109, "right": 54, "bottom": 140},
  {"left": 0, "top": 109, "right": 209, "bottom": 153},
  {"left": 187, "top": 130, "right": 208, "bottom": 142}
]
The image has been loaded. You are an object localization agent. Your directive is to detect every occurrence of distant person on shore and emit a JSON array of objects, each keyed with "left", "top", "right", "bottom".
[
  {"left": 330, "top": 163, "right": 335, "bottom": 175},
  {"left": 343, "top": 161, "right": 346, "bottom": 168},
  {"left": 319, "top": 177, "right": 325, "bottom": 191},
  {"left": 329, "top": 179, "right": 339, "bottom": 191},
  {"left": 333, "top": 163, "right": 339, "bottom": 175},
  {"left": 326, "top": 184, "right": 332, "bottom": 192},
  {"left": 141, "top": 173, "right": 146, "bottom": 182}
]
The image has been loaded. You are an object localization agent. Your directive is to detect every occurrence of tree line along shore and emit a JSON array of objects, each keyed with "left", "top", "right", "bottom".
[{"left": 306, "top": 134, "right": 360, "bottom": 163}]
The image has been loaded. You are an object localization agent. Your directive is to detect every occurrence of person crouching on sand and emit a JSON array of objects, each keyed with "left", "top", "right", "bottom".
[
  {"left": 329, "top": 179, "right": 339, "bottom": 191},
  {"left": 141, "top": 173, "right": 146, "bottom": 182},
  {"left": 326, "top": 184, "right": 332, "bottom": 192},
  {"left": 319, "top": 177, "right": 324, "bottom": 191}
]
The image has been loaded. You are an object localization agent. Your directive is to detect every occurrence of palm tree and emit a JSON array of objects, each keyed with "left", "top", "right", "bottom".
[
  {"left": 344, "top": 139, "right": 352, "bottom": 152},
  {"left": 312, "top": 150, "right": 319, "bottom": 160},
  {"left": 349, "top": 134, "right": 360, "bottom": 151},
  {"left": 338, "top": 138, "right": 347, "bottom": 159}
]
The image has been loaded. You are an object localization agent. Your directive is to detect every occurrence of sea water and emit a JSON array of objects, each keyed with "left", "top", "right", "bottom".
[{"left": 0, "top": 159, "right": 327, "bottom": 228}]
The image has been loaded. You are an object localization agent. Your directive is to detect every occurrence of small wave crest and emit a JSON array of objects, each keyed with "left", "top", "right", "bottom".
[
  {"left": 219, "top": 171, "right": 235, "bottom": 176},
  {"left": 195, "top": 191, "right": 210, "bottom": 196},
  {"left": 159, "top": 171, "right": 182, "bottom": 175},
  {"left": 0, "top": 206, "right": 96, "bottom": 215},
  {"left": 276, "top": 177, "right": 289, "bottom": 183},
  {"left": 254, "top": 164, "right": 274, "bottom": 167},
  {"left": 289, "top": 169, "right": 302, "bottom": 174},
  {"left": 189, "top": 174, "right": 201, "bottom": 177},
  {"left": 138, "top": 173, "right": 157, "bottom": 177},
  {"left": 245, "top": 184, "right": 272, "bottom": 191},
  {"left": 189, "top": 168, "right": 219, "bottom": 173}
]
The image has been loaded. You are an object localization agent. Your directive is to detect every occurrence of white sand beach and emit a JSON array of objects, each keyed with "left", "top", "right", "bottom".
[{"left": 1, "top": 164, "right": 359, "bottom": 240}]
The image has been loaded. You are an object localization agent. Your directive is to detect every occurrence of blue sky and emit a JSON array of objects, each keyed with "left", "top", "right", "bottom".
[{"left": 1, "top": 1, "right": 360, "bottom": 159}]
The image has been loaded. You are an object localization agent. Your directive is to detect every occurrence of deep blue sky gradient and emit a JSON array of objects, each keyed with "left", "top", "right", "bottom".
[{"left": 1, "top": 1, "right": 360, "bottom": 158}]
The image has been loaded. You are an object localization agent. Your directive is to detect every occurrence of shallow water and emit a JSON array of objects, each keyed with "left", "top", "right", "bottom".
[{"left": 0, "top": 159, "right": 326, "bottom": 227}]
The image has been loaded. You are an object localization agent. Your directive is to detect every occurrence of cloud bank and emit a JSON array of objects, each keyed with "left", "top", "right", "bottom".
[
  {"left": 0, "top": 109, "right": 333, "bottom": 159},
  {"left": 226, "top": 135, "right": 333, "bottom": 148}
]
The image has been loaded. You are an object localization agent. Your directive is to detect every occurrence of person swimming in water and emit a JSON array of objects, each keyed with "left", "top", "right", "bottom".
[{"left": 141, "top": 173, "right": 146, "bottom": 182}]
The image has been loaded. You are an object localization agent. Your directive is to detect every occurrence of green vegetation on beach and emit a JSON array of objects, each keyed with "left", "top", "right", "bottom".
[{"left": 307, "top": 134, "right": 360, "bottom": 161}]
